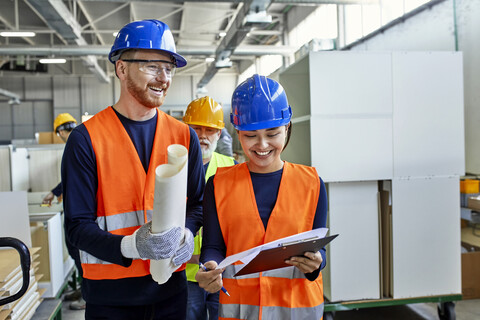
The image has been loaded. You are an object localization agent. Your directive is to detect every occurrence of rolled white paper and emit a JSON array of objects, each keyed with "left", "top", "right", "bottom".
[{"left": 150, "top": 144, "right": 188, "bottom": 284}]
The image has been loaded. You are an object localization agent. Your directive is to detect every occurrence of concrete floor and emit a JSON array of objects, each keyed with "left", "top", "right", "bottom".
[{"left": 60, "top": 297, "right": 480, "bottom": 319}]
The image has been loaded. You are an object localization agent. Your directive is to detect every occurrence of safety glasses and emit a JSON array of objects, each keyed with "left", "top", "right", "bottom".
[{"left": 121, "top": 59, "right": 176, "bottom": 78}]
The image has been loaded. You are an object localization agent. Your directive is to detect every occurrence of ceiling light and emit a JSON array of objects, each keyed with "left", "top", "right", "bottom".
[
  {"left": 0, "top": 31, "right": 36, "bottom": 37},
  {"left": 205, "top": 57, "right": 215, "bottom": 63},
  {"left": 39, "top": 58, "right": 67, "bottom": 64},
  {"left": 113, "top": 32, "right": 118, "bottom": 37},
  {"left": 218, "top": 32, "right": 227, "bottom": 37}
]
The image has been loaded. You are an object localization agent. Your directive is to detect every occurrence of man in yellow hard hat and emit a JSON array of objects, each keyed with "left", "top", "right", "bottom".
[
  {"left": 183, "top": 96, "right": 236, "bottom": 320},
  {"left": 42, "top": 113, "right": 77, "bottom": 206}
]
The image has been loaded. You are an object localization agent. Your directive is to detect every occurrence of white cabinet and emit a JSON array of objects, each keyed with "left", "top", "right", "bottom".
[
  {"left": 30, "top": 212, "right": 73, "bottom": 298},
  {"left": 279, "top": 51, "right": 464, "bottom": 301},
  {"left": 323, "top": 181, "right": 380, "bottom": 301}
]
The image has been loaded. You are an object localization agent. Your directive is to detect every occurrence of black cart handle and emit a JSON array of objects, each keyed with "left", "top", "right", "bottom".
[{"left": 0, "top": 237, "right": 31, "bottom": 306}]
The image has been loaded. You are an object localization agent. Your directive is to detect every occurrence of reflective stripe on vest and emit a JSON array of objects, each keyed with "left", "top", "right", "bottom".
[
  {"left": 186, "top": 152, "right": 235, "bottom": 282},
  {"left": 82, "top": 107, "right": 190, "bottom": 280},
  {"left": 221, "top": 303, "right": 324, "bottom": 320},
  {"left": 214, "top": 162, "right": 323, "bottom": 320}
]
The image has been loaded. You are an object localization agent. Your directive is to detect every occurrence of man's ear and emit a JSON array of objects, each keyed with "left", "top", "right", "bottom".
[{"left": 116, "top": 60, "right": 127, "bottom": 78}]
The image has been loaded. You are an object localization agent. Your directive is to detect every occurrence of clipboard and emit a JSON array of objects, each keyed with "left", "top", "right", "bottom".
[{"left": 234, "top": 234, "right": 338, "bottom": 277}]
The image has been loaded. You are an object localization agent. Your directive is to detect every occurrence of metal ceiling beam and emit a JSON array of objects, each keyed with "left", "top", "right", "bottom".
[
  {"left": 25, "top": 0, "right": 110, "bottom": 83},
  {"left": 0, "top": 88, "right": 21, "bottom": 105},
  {"left": 0, "top": 45, "right": 297, "bottom": 56},
  {"left": 77, "top": 0, "right": 376, "bottom": 3},
  {"left": 197, "top": 0, "right": 274, "bottom": 88}
]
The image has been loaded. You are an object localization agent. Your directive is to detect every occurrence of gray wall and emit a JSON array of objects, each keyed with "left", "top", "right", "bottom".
[
  {"left": 346, "top": 0, "right": 480, "bottom": 174},
  {"left": 0, "top": 73, "right": 237, "bottom": 141}
]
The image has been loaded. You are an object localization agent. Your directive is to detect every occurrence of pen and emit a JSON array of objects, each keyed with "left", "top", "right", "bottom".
[{"left": 199, "top": 263, "right": 230, "bottom": 297}]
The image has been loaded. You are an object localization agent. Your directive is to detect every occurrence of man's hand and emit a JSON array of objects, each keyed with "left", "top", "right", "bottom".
[
  {"left": 42, "top": 192, "right": 55, "bottom": 206},
  {"left": 172, "top": 229, "right": 194, "bottom": 266},
  {"left": 121, "top": 221, "right": 182, "bottom": 260}
]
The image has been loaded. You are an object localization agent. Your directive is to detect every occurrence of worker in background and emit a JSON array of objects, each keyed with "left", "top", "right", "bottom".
[
  {"left": 42, "top": 113, "right": 86, "bottom": 311},
  {"left": 196, "top": 74, "right": 328, "bottom": 319},
  {"left": 41, "top": 113, "right": 77, "bottom": 206},
  {"left": 62, "top": 19, "right": 204, "bottom": 319},
  {"left": 182, "top": 96, "right": 236, "bottom": 320}
]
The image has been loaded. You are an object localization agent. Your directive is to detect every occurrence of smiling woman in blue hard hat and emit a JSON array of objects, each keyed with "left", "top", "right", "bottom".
[
  {"left": 61, "top": 20, "right": 205, "bottom": 320},
  {"left": 196, "top": 75, "right": 328, "bottom": 320}
]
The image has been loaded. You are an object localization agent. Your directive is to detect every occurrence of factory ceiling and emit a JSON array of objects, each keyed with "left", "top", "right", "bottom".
[{"left": 0, "top": 0, "right": 376, "bottom": 87}]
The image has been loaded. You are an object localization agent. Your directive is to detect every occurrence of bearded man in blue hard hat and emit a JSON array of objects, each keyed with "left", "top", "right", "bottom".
[{"left": 62, "top": 19, "right": 204, "bottom": 319}]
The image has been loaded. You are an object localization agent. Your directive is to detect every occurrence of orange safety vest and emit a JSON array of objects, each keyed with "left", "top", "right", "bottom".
[
  {"left": 214, "top": 162, "right": 324, "bottom": 320},
  {"left": 81, "top": 106, "right": 190, "bottom": 280}
]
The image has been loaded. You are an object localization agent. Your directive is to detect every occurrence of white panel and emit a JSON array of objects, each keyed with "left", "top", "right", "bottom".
[
  {"left": 311, "top": 117, "right": 393, "bottom": 182},
  {"left": 28, "top": 147, "right": 64, "bottom": 192},
  {"left": 0, "top": 146, "right": 11, "bottom": 191},
  {"left": 392, "top": 52, "right": 465, "bottom": 177},
  {"left": 30, "top": 212, "right": 64, "bottom": 298},
  {"left": 11, "top": 147, "right": 29, "bottom": 191},
  {"left": 391, "top": 177, "right": 461, "bottom": 298},
  {"left": 309, "top": 51, "right": 392, "bottom": 116},
  {"left": 0, "top": 191, "right": 32, "bottom": 247},
  {"left": 325, "top": 181, "right": 380, "bottom": 301}
]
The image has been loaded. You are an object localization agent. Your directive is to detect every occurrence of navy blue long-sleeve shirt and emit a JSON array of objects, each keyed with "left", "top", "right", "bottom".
[
  {"left": 200, "top": 168, "right": 328, "bottom": 279},
  {"left": 62, "top": 109, "right": 205, "bottom": 306}
]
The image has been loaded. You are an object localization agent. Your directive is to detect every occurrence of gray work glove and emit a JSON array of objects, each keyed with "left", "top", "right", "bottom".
[
  {"left": 172, "top": 229, "right": 195, "bottom": 266},
  {"left": 121, "top": 221, "right": 182, "bottom": 260}
]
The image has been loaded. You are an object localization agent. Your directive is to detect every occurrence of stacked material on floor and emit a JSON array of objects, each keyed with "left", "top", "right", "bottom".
[{"left": 0, "top": 247, "right": 44, "bottom": 320}]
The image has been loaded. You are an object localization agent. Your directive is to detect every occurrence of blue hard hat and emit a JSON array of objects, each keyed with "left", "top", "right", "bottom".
[
  {"left": 231, "top": 74, "right": 292, "bottom": 131},
  {"left": 108, "top": 19, "right": 187, "bottom": 67}
]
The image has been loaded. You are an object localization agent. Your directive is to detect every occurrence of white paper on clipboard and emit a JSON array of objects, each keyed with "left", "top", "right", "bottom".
[{"left": 217, "top": 227, "right": 329, "bottom": 269}]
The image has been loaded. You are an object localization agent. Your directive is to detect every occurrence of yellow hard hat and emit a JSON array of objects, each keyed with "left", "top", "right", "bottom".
[
  {"left": 54, "top": 113, "right": 77, "bottom": 133},
  {"left": 183, "top": 96, "right": 225, "bottom": 129}
]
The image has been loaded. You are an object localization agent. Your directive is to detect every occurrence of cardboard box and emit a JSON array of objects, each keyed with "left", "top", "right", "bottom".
[
  {"left": 467, "top": 196, "right": 480, "bottom": 211},
  {"left": 461, "top": 250, "right": 480, "bottom": 299},
  {"left": 35, "top": 132, "right": 64, "bottom": 144}
]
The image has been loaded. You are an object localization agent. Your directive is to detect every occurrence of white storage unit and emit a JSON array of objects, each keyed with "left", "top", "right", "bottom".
[
  {"left": 323, "top": 181, "right": 380, "bottom": 301},
  {"left": 279, "top": 51, "right": 464, "bottom": 302},
  {"left": 391, "top": 177, "right": 462, "bottom": 298},
  {"left": 10, "top": 145, "right": 64, "bottom": 192},
  {"left": 30, "top": 212, "right": 66, "bottom": 298}
]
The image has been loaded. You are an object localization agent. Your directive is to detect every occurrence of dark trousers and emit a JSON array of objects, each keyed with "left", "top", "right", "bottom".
[
  {"left": 186, "top": 281, "right": 219, "bottom": 320},
  {"left": 85, "top": 287, "right": 187, "bottom": 320}
]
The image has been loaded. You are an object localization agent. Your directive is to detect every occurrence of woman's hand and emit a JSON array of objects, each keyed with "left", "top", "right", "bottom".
[
  {"left": 195, "top": 260, "right": 225, "bottom": 294},
  {"left": 284, "top": 251, "right": 322, "bottom": 274}
]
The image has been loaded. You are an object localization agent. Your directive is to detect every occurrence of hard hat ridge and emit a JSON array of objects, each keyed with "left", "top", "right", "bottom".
[
  {"left": 183, "top": 96, "right": 225, "bottom": 130},
  {"left": 230, "top": 74, "right": 292, "bottom": 131},
  {"left": 108, "top": 19, "right": 187, "bottom": 67}
]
